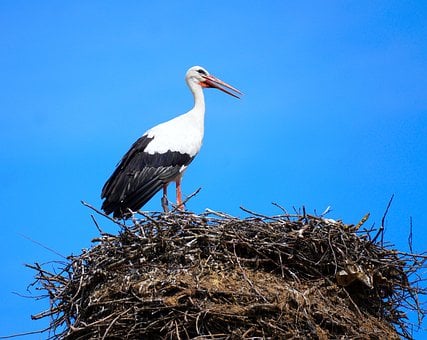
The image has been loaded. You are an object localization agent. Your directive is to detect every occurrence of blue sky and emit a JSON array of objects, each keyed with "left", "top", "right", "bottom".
[{"left": 1, "top": 1, "right": 426, "bottom": 338}]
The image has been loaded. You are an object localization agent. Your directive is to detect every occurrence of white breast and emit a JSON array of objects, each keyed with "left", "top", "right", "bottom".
[{"left": 144, "top": 111, "right": 204, "bottom": 157}]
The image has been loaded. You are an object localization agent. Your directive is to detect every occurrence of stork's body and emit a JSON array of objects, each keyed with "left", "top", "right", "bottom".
[{"left": 101, "top": 66, "right": 241, "bottom": 218}]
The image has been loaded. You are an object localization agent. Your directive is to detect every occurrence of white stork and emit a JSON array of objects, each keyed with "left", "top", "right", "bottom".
[{"left": 101, "top": 66, "right": 241, "bottom": 218}]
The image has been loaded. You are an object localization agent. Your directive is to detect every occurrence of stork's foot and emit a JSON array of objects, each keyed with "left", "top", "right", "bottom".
[{"left": 161, "top": 195, "right": 169, "bottom": 213}]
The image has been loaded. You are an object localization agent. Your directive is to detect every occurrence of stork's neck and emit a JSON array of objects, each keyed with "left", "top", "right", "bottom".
[{"left": 186, "top": 80, "right": 206, "bottom": 130}]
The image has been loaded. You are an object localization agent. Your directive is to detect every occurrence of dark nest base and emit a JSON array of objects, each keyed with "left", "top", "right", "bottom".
[{"left": 28, "top": 208, "right": 426, "bottom": 339}]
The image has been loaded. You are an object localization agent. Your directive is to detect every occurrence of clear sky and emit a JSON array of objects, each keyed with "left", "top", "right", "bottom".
[{"left": 1, "top": 1, "right": 426, "bottom": 338}]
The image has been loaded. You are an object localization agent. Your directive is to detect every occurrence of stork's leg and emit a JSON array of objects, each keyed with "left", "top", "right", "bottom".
[
  {"left": 161, "top": 184, "right": 169, "bottom": 212},
  {"left": 175, "top": 178, "right": 184, "bottom": 211}
]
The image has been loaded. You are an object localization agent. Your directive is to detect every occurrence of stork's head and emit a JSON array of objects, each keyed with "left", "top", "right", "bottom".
[{"left": 186, "top": 66, "right": 242, "bottom": 98}]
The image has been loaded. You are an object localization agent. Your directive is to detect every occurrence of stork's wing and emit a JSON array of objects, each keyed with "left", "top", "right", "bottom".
[{"left": 101, "top": 135, "right": 194, "bottom": 218}]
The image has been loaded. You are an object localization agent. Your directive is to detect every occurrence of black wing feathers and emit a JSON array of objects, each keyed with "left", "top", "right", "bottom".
[{"left": 101, "top": 135, "right": 194, "bottom": 218}]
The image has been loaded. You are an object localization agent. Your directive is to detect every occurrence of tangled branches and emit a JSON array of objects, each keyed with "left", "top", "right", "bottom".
[{"left": 28, "top": 208, "right": 426, "bottom": 339}]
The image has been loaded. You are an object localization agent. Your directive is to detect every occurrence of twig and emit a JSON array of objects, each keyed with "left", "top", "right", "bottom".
[
  {"left": 203, "top": 208, "right": 237, "bottom": 219},
  {"left": 353, "top": 213, "right": 370, "bottom": 231},
  {"left": 0, "top": 327, "right": 51, "bottom": 339},
  {"left": 136, "top": 209, "right": 161, "bottom": 225},
  {"left": 171, "top": 187, "right": 202, "bottom": 213},
  {"left": 90, "top": 214, "right": 104, "bottom": 234},
  {"left": 371, "top": 194, "right": 394, "bottom": 245},
  {"left": 240, "top": 206, "right": 283, "bottom": 222},
  {"left": 271, "top": 202, "right": 289, "bottom": 215},
  {"left": 408, "top": 216, "right": 413, "bottom": 254},
  {"left": 18, "top": 234, "right": 66, "bottom": 259},
  {"left": 81, "top": 201, "right": 127, "bottom": 228},
  {"left": 102, "top": 308, "right": 132, "bottom": 340}
]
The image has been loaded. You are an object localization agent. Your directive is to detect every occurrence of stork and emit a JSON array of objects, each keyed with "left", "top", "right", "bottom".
[{"left": 101, "top": 66, "right": 242, "bottom": 218}]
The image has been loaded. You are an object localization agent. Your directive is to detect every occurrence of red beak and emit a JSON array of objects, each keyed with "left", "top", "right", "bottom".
[{"left": 201, "top": 75, "right": 242, "bottom": 99}]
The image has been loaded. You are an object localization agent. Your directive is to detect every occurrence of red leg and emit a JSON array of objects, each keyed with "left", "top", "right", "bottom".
[{"left": 175, "top": 178, "right": 184, "bottom": 210}]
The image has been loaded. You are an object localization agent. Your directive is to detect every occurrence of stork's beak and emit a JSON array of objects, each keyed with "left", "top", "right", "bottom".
[{"left": 201, "top": 75, "right": 242, "bottom": 99}]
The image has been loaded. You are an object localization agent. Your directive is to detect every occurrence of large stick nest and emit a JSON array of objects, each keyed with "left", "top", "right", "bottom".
[{"left": 28, "top": 207, "right": 426, "bottom": 339}]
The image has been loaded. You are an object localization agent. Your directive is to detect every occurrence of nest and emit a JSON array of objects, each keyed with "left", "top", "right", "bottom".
[{"left": 28, "top": 206, "right": 426, "bottom": 339}]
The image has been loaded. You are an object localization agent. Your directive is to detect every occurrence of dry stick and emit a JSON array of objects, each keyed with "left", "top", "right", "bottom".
[
  {"left": 354, "top": 212, "right": 371, "bottom": 231},
  {"left": 129, "top": 215, "right": 147, "bottom": 238},
  {"left": 101, "top": 308, "right": 133, "bottom": 340},
  {"left": 408, "top": 216, "right": 413, "bottom": 254},
  {"left": 31, "top": 308, "right": 60, "bottom": 321},
  {"left": 81, "top": 200, "right": 127, "bottom": 228},
  {"left": 204, "top": 208, "right": 237, "bottom": 220},
  {"left": 18, "top": 233, "right": 66, "bottom": 259},
  {"left": 171, "top": 187, "right": 202, "bottom": 213},
  {"left": 174, "top": 320, "right": 181, "bottom": 340},
  {"left": 327, "top": 232, "right": 339, "bottom": 275},
  {"left": 371, "top": 194, "right": 394, "bottom": 245},
  {"left": 271, "top": 202, "right": 290, "bottom": 218},
  {"left": 394, "top": 251, "right": 427, "bottom": 259},
  {"left": 319, "top": 205, "right": 332, "bottom": 217},
  {"left": 136, "top": 209, "right": 161, "bottom": 225},
  {"left": 90, "top": 214, "right": 104, "bottom": 234},
  {"left": 240, "top": 206, "right": 283, "bottom": 222},
  {"left": 0, "top": 327, "right": 52, "bottom": 339},
  {"left": 25, "top": 263, "right": 66, "bottom": 283}
]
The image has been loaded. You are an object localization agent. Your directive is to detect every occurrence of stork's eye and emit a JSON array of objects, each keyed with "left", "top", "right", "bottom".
[{"left": 197, "top": 69, "right": 207, "bottom": 75}]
